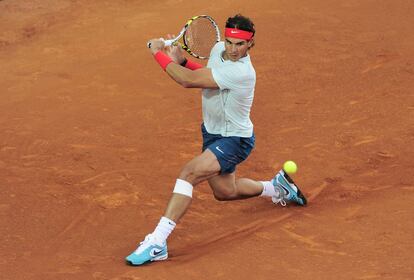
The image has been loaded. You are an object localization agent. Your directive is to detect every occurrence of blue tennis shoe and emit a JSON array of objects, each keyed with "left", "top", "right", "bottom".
[
  {"left": 126, "top": 234, "right": 168, "bottom": 266},
  {"left": 271, "top": 170, "right": 307, "bottom": 206}
]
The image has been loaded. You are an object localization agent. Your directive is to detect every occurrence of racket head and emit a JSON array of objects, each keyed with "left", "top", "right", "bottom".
[{"left": 181, "top": 15, "right": 220, "bottom": 59}]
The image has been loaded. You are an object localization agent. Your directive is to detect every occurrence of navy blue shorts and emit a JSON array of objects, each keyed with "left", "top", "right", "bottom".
[{"left": 201, "top": 123, "right": 255, "bottom": 174}]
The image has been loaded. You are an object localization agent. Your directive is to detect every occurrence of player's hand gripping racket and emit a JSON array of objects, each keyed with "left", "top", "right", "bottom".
[{"left": 147, "top": 15, "right": 220, "bottom": 59}]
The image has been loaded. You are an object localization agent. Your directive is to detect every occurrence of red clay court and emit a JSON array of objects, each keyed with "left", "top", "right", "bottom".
[{"left": 1, "top": 0, "right": 413, "bottom": 279}]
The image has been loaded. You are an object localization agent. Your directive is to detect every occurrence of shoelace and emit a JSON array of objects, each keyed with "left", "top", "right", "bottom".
[
  {"left": 271, "top": 184, "right": 287, "bottom": 206},
  {"left": 134, "top": 234, "right": 153, "bottom": 254},
  {"left": 272, "top": 196, "right": 287, "bottom": 206},
  {"left": 141, "top": 234, "right": 152, "bottom": 245}
]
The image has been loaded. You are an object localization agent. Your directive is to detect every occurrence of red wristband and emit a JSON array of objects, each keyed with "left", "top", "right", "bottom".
[
  {"left": 185, "top": 59, "right": 203, "bottom": 70},
  {"left": 154, "top": 51, "right": 173, "bottom": 71}
]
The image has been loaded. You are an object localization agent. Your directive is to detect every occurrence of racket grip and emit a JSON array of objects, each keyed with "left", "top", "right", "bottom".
[{"left": 164, "top": 39, "right": 174, "bottom": 47}]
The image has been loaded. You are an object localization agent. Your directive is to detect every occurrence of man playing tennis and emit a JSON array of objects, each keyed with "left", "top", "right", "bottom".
[{"left": 126, "top": 14, "right": 307, "bottom": 266}]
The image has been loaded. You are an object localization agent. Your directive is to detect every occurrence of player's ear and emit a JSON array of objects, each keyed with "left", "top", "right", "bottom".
[{"left": 247, "top": 38, "right": 255, "bottom": 49}]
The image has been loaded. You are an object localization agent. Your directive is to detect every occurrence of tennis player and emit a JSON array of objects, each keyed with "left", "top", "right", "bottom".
[{"left": 126, "top": 14, "right": 307, "bottom": 266}]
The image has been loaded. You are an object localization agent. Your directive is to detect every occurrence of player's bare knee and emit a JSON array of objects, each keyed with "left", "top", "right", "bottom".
[
  {"left": 178, "top": 166, "right": 194, "bottom": 184},
  {"left": 213, "top": 192, "right": 228, "bottom": 201},
  {"left": 178, "top": 163, "right": 203, "bottom": 185},
  {"left": 212, "top": 188, "right": 237, "bottom": 201}
]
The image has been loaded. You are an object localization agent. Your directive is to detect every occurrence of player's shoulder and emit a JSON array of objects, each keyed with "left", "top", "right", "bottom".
[
  {"left": 211, "top": 41, "right": 225, "bottom": 54},
  {"left": 215, "top": 41, "right": 225, "bottom": 49}
]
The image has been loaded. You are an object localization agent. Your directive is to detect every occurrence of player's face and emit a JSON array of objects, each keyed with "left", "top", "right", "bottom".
[{"left": 224, "top": 37, "right": 253, "bottom": 61}]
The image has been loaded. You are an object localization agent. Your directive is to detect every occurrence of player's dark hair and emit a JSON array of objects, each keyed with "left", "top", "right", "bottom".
[{"left": 225, "top": 14, "right": 255, "bottom": 48}]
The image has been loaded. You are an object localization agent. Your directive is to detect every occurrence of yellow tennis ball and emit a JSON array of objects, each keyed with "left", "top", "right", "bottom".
[{"left": 283, "top": 160, "right": 297, "bottom": 174}]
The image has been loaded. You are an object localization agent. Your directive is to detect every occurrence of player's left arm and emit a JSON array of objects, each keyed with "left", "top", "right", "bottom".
[
  {"left": 165, "top": 64, "right": 218, "bottom": 89},
  {"left": 148, "top": 38, "right": 219, "bottom": 89}
]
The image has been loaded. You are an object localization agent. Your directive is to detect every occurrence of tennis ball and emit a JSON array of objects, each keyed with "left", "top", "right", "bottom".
[{"left": 283, "top": 160, "right": 297, "bottom": 174}]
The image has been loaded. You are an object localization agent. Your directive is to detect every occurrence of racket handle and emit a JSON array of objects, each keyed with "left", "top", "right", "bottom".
[
  {"left": 164, "top": 39, "right": 174, "bottom": 47},
  {"left": 147, "top": 38, "right": 175, "bottom": 48}
]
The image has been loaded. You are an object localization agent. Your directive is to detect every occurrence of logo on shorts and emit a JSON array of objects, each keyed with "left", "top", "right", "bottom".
[{"left": 215, "top": 146, "right": 224, "bottom": 154}]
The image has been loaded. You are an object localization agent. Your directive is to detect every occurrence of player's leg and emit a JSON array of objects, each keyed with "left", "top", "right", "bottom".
[
  {"left": 205, "top": 133, "right": 307, "bottom": 205},
  {"left": 203, "top": 131, "right": 275, "bottom": 201},
  {"left": 163, "top": 148, "right": 220, "bottom": 221},
  {"left": 208, "top": 172, "right": 262, "bottom": 200},
  {"left": 208, "top": 170, "right": 307, "bottom": 205},
  {"left": 126, "top": 149, "right": 220, "bottom": 266}
]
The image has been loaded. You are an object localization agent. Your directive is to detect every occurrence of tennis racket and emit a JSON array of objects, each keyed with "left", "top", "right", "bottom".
[{"left": 147, "top": 15, "right": 220, "bottom": 59}]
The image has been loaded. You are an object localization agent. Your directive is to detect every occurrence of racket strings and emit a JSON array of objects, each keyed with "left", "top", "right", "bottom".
[{"left": 185, "top": 18, "right": 218, "bottom": 58}]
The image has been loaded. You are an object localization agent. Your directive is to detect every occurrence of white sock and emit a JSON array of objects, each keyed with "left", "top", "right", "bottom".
[
  {"left": 260, "top": 181, "right": 280, "bottom": 197},
  {"left": 152, "top": 216, "right": 176, "bottom": 244}
]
